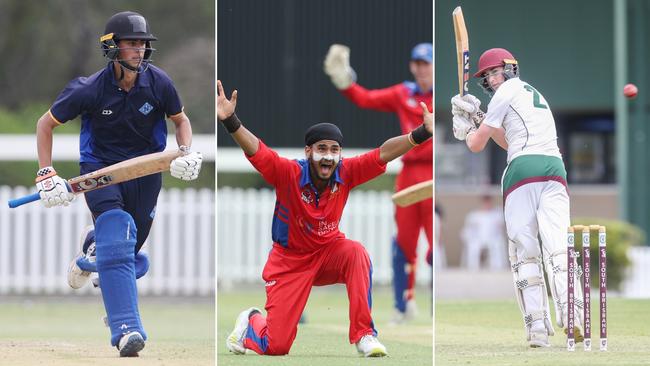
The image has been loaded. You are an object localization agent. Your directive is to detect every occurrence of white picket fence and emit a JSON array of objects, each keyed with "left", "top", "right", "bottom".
[
  {"left": 217, "top": 187, "right": 432, "bottom": 289},
  {"left": 0, "top": 186, "right": 214, "bottom": 296},
  {"left": 622, "top": 246, "right": 650, "bottom": 298}
]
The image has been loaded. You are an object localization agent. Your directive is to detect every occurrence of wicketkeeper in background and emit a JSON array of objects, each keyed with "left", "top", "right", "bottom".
[
  {"left": 217, "top": 79, "right": 432, "bottom": 357},
  {"left": 34, "top": 11, "right": 202, "bottom": 357},
  {"left": 323, "top": 43, "right": 433, "bottom": 323},
  {"left": 450, "top": 48, "right": 584, "bottom": 347}
]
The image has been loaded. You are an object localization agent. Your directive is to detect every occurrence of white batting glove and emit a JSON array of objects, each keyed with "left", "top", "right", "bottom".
[
  {"left": 452, "top": 114, "right": 476, "bottom": 141},
  {"left": 170, "top": 150, "right": 203, "bottom": 181},
  {"left": 452, "top": 94, "right": 486, "bottom": 126},
  {"left": 324, "top": 44, "right": 357, "bottom": 90},
  {"left": 35, "top": 167, "right": 75, "bottom": 208},
  {"left": 451, "top": 94, "right": 481, "bottom": 115}
]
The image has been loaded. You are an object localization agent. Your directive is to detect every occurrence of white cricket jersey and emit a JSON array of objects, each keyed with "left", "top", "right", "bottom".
[{"left": 483, "top": 78, "right": 561, "bottom": 163}]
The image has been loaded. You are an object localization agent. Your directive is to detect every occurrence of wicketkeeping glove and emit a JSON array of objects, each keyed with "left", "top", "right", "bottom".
[
  {"left": 35, "top": 166, "right": 75, "bottom": 208},
  {"left": 324, "top": 44, "right": 357, "bottom": 90},
  {"left": 170, "top": 149, "right": 203, "bottom": 181}
]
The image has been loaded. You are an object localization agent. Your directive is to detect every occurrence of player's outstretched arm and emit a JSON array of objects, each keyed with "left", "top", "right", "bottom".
[
  {"left": 169, "top": 112, "right": 203, "bottom": 181},
  {"left": 217, "top": 80, "right": 259, "bottom": 156},
  {"left": 466, "top": 122, "right": 502, "bottom": 153},
  {"left": 489, "top": 127, "right": 508, "bottom": 150},
  {"left": 379, "top": 102, "right": 432, "bottom": 162},
  {"left": 36, "top": 111, "right": 59, "bottom": 168},
  {"left": 35, "top": 111, "right": 75, "bottom": 207}
]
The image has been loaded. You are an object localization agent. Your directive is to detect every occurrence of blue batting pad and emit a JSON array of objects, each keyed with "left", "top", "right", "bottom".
[
  {"left": 95, "top": 209, "right": 147, "bottom": 346},
  {"left": 392, "top": 238, "right": 408, "bottom": 313}
]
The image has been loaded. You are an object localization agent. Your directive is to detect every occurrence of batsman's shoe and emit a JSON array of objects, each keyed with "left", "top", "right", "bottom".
[
  {"left": 528, "top": 329, "right": 550, "bottom": 348},
  {"left": 117, "top": 331, "right": 145, "bottom": 357},
  {"left": 226, "top": 307, "right": 260, "bottom": 355},
  {"left": 356, "top": 335, "right": 388, "bottom": 357},
  {"left": 67, "top": 226, "right": 96, "bottom": 289}
]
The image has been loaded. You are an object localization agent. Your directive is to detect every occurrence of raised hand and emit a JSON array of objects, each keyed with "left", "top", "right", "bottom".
[
  {"left": 420, "top": 102, "right": 433, "bottom": 134},
  {"left": 217, "top": 80, "right": 238, "bottom": 121}
]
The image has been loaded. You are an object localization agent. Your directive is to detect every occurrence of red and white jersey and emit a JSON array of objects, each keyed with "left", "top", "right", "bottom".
[
  {"left": 342, "top": 81, "right": 433, "bottom": 164},
  {"left": 246, "top": 141, "right": 387, "bottom": 252}
]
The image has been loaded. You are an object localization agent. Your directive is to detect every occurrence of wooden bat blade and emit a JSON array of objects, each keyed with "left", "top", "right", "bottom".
[
  {"left": 68, "top": 150, "right": 183, "bottom": 194},
  {"left": 453, "top": 6, "right": 470, "bottom": 96},
  {"left": 392, "top": 180, "right": 433, "bottom": 207},
  {"left": 8, "top": 150, "right": 183, "bottom": 208}
]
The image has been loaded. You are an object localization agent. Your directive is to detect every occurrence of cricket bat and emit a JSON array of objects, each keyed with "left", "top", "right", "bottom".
[
  {"left": 8, "top": 149, "right": 183, "bottom": 208},
  {"left": 392, "top": 180, "right": 433, "bottom": 207},
  {"left": 453, "top": 6, "right": 470, "bottom": 96}
]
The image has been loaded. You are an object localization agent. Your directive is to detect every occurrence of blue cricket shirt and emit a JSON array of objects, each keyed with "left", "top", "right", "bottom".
[{"left": 49, "top": 63, "right": 183, "bottom": 163}]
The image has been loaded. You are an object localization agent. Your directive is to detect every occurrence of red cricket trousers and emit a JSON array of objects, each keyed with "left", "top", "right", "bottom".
[
  {"left": 243, "top": 238, "right": 376, "bottom": 355},
  {"left": 394, "top": 162, "right": 433, "bottom": 301}
]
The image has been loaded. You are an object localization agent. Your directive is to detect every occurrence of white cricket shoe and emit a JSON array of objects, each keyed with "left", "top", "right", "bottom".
[
  {"left": 117, "top": 331, "right": 145, "bottom": 357},
  {"left": 529, "top": 328, "right": 550, "bottom": 348},
  {"left": 67, "top": 226, "right": 95, "bottom": 289},
  {"left": 356, "top": 334, "right": 388, "bottom": 357},
  {"left": 226, "top": 307, "right": 260, "bottom": 355}
]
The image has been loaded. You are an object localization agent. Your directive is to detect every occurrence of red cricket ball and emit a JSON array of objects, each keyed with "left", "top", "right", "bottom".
[{"left": 624, "top": 83, "right": 638, "bottom": 99}]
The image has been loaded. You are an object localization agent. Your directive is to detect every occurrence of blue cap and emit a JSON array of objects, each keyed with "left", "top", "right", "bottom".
[{"left": 411, "top": 43, "right": 432, "bottom": 63}]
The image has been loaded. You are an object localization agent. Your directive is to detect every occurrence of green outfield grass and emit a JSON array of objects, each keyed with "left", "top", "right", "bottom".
[
  {"left": 0, "top": 296, "right": 214, "bottom": 366},
  {"left": 217, "top": 286, "right": 433, "bottom": 365},
  {"left": 436, "top": 298, "right": 650, "bottom": 365}
]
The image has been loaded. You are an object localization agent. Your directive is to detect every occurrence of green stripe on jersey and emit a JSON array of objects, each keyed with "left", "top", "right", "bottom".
[{"left": 502, "top": 155, "right": 567, "bottom": 193}]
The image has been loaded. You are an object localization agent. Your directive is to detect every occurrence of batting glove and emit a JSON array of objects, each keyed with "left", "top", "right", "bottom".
[
  {"left": 452, "top": 114, "right": 476, "bottom": 141},
  {"left": 451, "top": 94, "right": 481, "bottom": 114},
  {"left": 170, "top": 149, "right": 203, "bottom": 181},
  {"left": 452, "top": 94, "right": 485, "bottom": 126},
  {"left": 324, "top": 44, "right": 357, "bottom": 90},
  {"left": 35, "top": 166, "right": 74, "bottom": 208}
]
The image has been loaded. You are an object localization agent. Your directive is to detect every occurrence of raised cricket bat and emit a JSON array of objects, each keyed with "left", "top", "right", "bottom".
[
  {"left": 8, "top": 150, "right": 183, "bottom": 208},
  {"left": 453, "top": 6, "right": 470, "bottom": 96},
  {"left": 392, "top": 180, "right": 433, "bottom": 207}
]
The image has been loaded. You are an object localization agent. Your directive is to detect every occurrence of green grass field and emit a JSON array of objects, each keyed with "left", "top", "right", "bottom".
[
  {"left": 217, "top": 286, "right": 433, "bottom": 365},
  {"left": 436, "top": 298, "right": 650, "bottom": 365},
  {"left": 0, "top": 296, "right": 214, "bottom": 366}
]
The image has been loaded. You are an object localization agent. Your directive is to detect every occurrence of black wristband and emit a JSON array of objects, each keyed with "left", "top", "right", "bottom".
[
  {"left": 219, "top": 113, "right": 242, "bottom": 133},
  {"left": 411, "top": 124, "right": 432, "bottom": 145}
]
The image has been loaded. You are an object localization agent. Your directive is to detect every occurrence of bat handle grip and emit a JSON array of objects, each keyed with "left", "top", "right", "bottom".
[{"left": 8, "top": 192, "right": 40, "bottom": 208}]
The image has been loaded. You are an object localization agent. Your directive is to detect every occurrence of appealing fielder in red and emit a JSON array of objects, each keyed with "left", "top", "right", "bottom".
[
  {"left": 324, "top": 43, "right": 433, "bottom": 322},
  {"left": 217, "top": 80, "right": 432, "bottom": 357}
]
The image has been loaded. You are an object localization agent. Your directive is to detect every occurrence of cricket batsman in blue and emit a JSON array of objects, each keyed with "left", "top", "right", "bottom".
[{"left": 33, "top": 11, "right": 203, "bottom": 357}]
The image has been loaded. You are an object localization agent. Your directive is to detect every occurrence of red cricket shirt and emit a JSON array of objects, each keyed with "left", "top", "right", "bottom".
[
  {"left": 342, "top": 82, "right": 433, "bottom": 164},
  {"left": 246, "top": 140, "right": 387, "bottom": 252}
]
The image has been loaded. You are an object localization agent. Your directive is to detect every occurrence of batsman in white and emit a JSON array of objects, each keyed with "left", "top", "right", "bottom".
[
  {"left": 451, "top": 48, "right": 584, "bottom": 347},
  {"left": 34, "top": 11, "right": 202, "bottom": 357}
]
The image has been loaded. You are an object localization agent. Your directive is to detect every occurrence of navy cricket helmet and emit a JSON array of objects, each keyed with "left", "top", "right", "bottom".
[{"left": 100, "top": 11, "right": 157, "bottom": 73}]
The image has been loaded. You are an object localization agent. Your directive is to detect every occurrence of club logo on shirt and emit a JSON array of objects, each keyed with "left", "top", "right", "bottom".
[
  {"left": 102, "top": 109, "right": 113, "bottom": 115},
  {"left": 301, "top": 189, "right": 313, "bottom": 204},
  {"left": 265, "top": 280, "right": 276, "bottom": 287},
  {"left": 139, "top": 102, "right": 154, "bottom": 115},
  {"left": 407, "top": 97, "right": 418, "bottom": 108}
]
